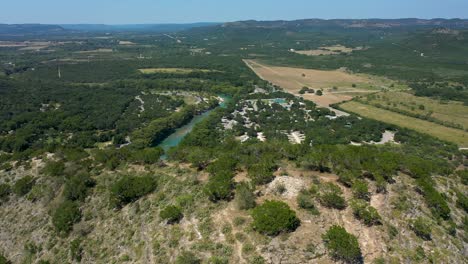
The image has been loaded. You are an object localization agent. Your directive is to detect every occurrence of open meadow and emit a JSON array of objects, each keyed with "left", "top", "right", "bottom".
[
  {"left": 358, "top": 91, "right": 468, "bottom": 130},
  {"left": 244, "top": 59, "right": 405, "bottom": 107},
  {"left": 340, "top": 101, "right": 468, "bottom": 147},
  {"left": 139, "top": 68, "right": 218, "bottom": 74}
]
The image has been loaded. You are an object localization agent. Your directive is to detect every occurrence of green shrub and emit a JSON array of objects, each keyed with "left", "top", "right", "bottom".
[
  {"left": 247, "top": 163, "right": 275, "bottom": 185},
  {"left": 0, "top": 183, "right": 11, "bottom": 201},
  {"left": 251, "top": 200, "right": 300, "bottom": 236},
  {"left": 13, "top": 176, "right": 35, "bottom": 196},
  {"left": 52, "top": 200, "right": 81, "bottom": 234},
  {"left": 204, "top": 172, "right": 234, "bottom": 202},
  {"left": 411, "top": 217, "right": 431, "bottom": 241},
  {"left": 316, "top": 90, "right": 323, "bottom": 96},
  {"left": 322, "top": 225, "right": 362, "bottom": 263},
  {"left": 175, "top": 251, "right": 201, "bottom": 264},
  {"left": 63, "top": 173, "right": 95, "bottom": 202},
  {"left": 235, "top": 182, "right": 256, "bottom": 210},
  {"left": 70, "top": 239, "right": 82, "bottom": 262},
  {"left": 42, "top": 160, "right": 65, "bottom": 177},
  {"left": 160, "top": 205, "right": 183, "bottom": 224},
  {"left": 416, "top": 179, "right": 451, "bottom": 220},
  {"left": 352, "top": 180, "right": 370, "bottom": 201},
  {"left": 0, "top": 254, "right": 11, "bottom": 264},
  {"left": 456, "top": 191, "right": 468, "bottom": 213},
  {"left": 249, "top": 255, "right": 266, "bottom": 264},
  {"left": 131, "top": 147, "right": 163, "bottom": 164},
  {"left": 319, "top": 183, "right": 346, "bottom": 210},
  {"left": 27, "top": 184, "right": 53, "bottom": 202},
  {"left": 110, "top": 175, "right": 157, "bottom": 208},
  {"left": 297, "top": 190, "right": 319, "bottom": 215},
  {"left": 207, "top": 256, "right": 229, "bottom": 264},
  {"left": 457, "top": 170, "right": 468, "bottom": 185},
  {"left": 351, "top": 200, "right": 382, "bottom": 226}
]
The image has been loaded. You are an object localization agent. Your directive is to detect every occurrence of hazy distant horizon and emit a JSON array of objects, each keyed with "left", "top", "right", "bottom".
[
  {"left": 1, "top": 0, "right": 467, "bottom": 24},
  {"left": 3, "top": 17, "right": 468, "bottom": 26}
]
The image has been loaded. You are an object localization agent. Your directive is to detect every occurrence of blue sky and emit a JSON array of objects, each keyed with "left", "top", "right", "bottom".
[{"left": 2, "top": 0, "right": 467, "bottom": 24}]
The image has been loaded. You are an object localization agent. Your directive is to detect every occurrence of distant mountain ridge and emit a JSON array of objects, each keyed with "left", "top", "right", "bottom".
[
  {"left": 2, "top": 19, "right": 468, "bottom": 36},
  {"left": 59, "top": 23, "right": 220, "bottom": 32},
  {"left": 0, "top": 24, "right": 66, "bottom": 35},
  {"left": 0, "top": 23, "right": 219, "bottom": 35},
  {"left": 221, "top": 18, "right": 468, "bottom": 29}
]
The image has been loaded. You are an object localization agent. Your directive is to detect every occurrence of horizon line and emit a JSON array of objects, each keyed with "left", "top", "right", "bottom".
[{"left": 2, "top": 17, "right": 468, "bottom": 26}]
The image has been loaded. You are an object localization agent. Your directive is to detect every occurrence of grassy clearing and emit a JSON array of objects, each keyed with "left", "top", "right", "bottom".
[
  {"left": 292, "top": 45, "right": 364, "bottom": 56},
  {"left": 340, "top": 101, "right": 468, "bottom": 147},
  {"left": 139, "top": 68, "right": 217, "bottom": 74},
  {"left": 75, "top": 49, "right": 114, "bottom": 54},
  {"left": 244, "top": 59, "right": 407, "bottom": 107},
  {"left": 358, "top": 91, "right": 468, "bottom": 130}
]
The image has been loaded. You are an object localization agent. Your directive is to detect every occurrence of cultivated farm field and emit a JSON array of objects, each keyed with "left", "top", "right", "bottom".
[
  {"left": 357, "top": 91, "right": 468, "bottom": 130},
  {"left": 340, "top": 101, "right": 468, "bottom": 147},
  {"left": 244, "top": 59, "right": 404, "bottom": 107},
  {"left": 292, "top": 45, "right": 364, "bottom": 56}
]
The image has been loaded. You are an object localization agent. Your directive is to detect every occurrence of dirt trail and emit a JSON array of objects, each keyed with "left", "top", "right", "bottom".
[
  {"left": 212, "top": 204, "right": 249, "bottom": 264},
  {"left": 141, "top": 220, "right": 155, "bottom": 264}
]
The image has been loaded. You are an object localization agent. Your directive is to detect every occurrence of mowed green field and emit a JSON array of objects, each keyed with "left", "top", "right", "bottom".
[
  {"left": 359, "top": 91, "right": 468, "bottom": 130},
  {"left": 341, "top": 101, "right": 468, "bottom": 147}
]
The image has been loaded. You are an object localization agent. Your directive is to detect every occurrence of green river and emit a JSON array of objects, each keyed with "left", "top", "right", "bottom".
[{"left": 159, "top": 95, "right": 230, "bottom": 159}]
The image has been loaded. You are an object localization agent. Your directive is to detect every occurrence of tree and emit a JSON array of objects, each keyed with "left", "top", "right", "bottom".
[
  {"left": 248, "top": 163, "right": 275, "bottom": 185},
  {"left": 110, "top": 175, "right": 157, "bottom": 208},
  {"left": 251, "top": 200, "right": 300, "bottom": 236},
  {"left": 316, "top": 90, "right": 323, "bottom": 96},
  {"left": 13, "top": 176, "right": 35, "bottom": 196},
  {"left": 131, "top": 147, "right": 163, "bottom": 164},
  {"left": 42, "top": 160, "right": 65, "bottom": 177},
  {"left": 204, "top": 172, "right": 234, "bottom": 202},
  {"left": 52, "top": 200, "right": 81, "bottom": 234},
  {"left": 63, "top": 173, "right": 95, "bottom": 202},
  {"left": 322, "top": 225, "right": 362, "bottom": 263},
  {"left": 160, "top": 205, "right": 183, "bottom": 224},
  {"left": 0, "top": 183, "right": 11, "bottom": 202}
]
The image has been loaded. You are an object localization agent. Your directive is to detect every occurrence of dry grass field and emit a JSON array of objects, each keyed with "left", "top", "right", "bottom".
[
  {"left": 360, "top": 91, "right": 468, "bottom": 130},
  {"left": 139, "top": 68, "right": 217, "bottom": 74},
  {"left": 75, "top": 48, "right": 114, "bottom": 54},
  {"left": 244, "top": 59, "right": 404, "bottom": 107},
  {"left": 340, "top": 101, "right": 468, "bottom": 147},
  {"left": 292, "top": 45, "right": 364, "bottom": 56}
]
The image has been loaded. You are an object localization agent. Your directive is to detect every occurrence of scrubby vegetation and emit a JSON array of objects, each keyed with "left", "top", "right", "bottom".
[
  {"left": 351, "top": 200, "right": 382, "bottom": 226},
  {"left": 12, "top": 176, "right": 35, "bottom": 197},
  {"left": 52, "top": 200, "right": 81, "bottom": 234},
  {"left": 322, "top": 225, "right": 362, "bottom": 263},
  {"left": 160, "top": 205, "right": 183, "bottom": 224},
  {"left": 251, "top": 200, "right": 300, "bottom": 236},
  {"left": 234, "top": 182, "right": 256, "bottom": 210},
  {"left": 411, "top": 217, "right": 432, "bottom": 240},
  {"left": 318, "top": 183, "right": 347, "bottom": 210},
  {"left": 110, "top": 175, "right": 157, "bottom": 208},
  {"left": 0, "top": 20, "right": 467, "bottom": 264}
]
